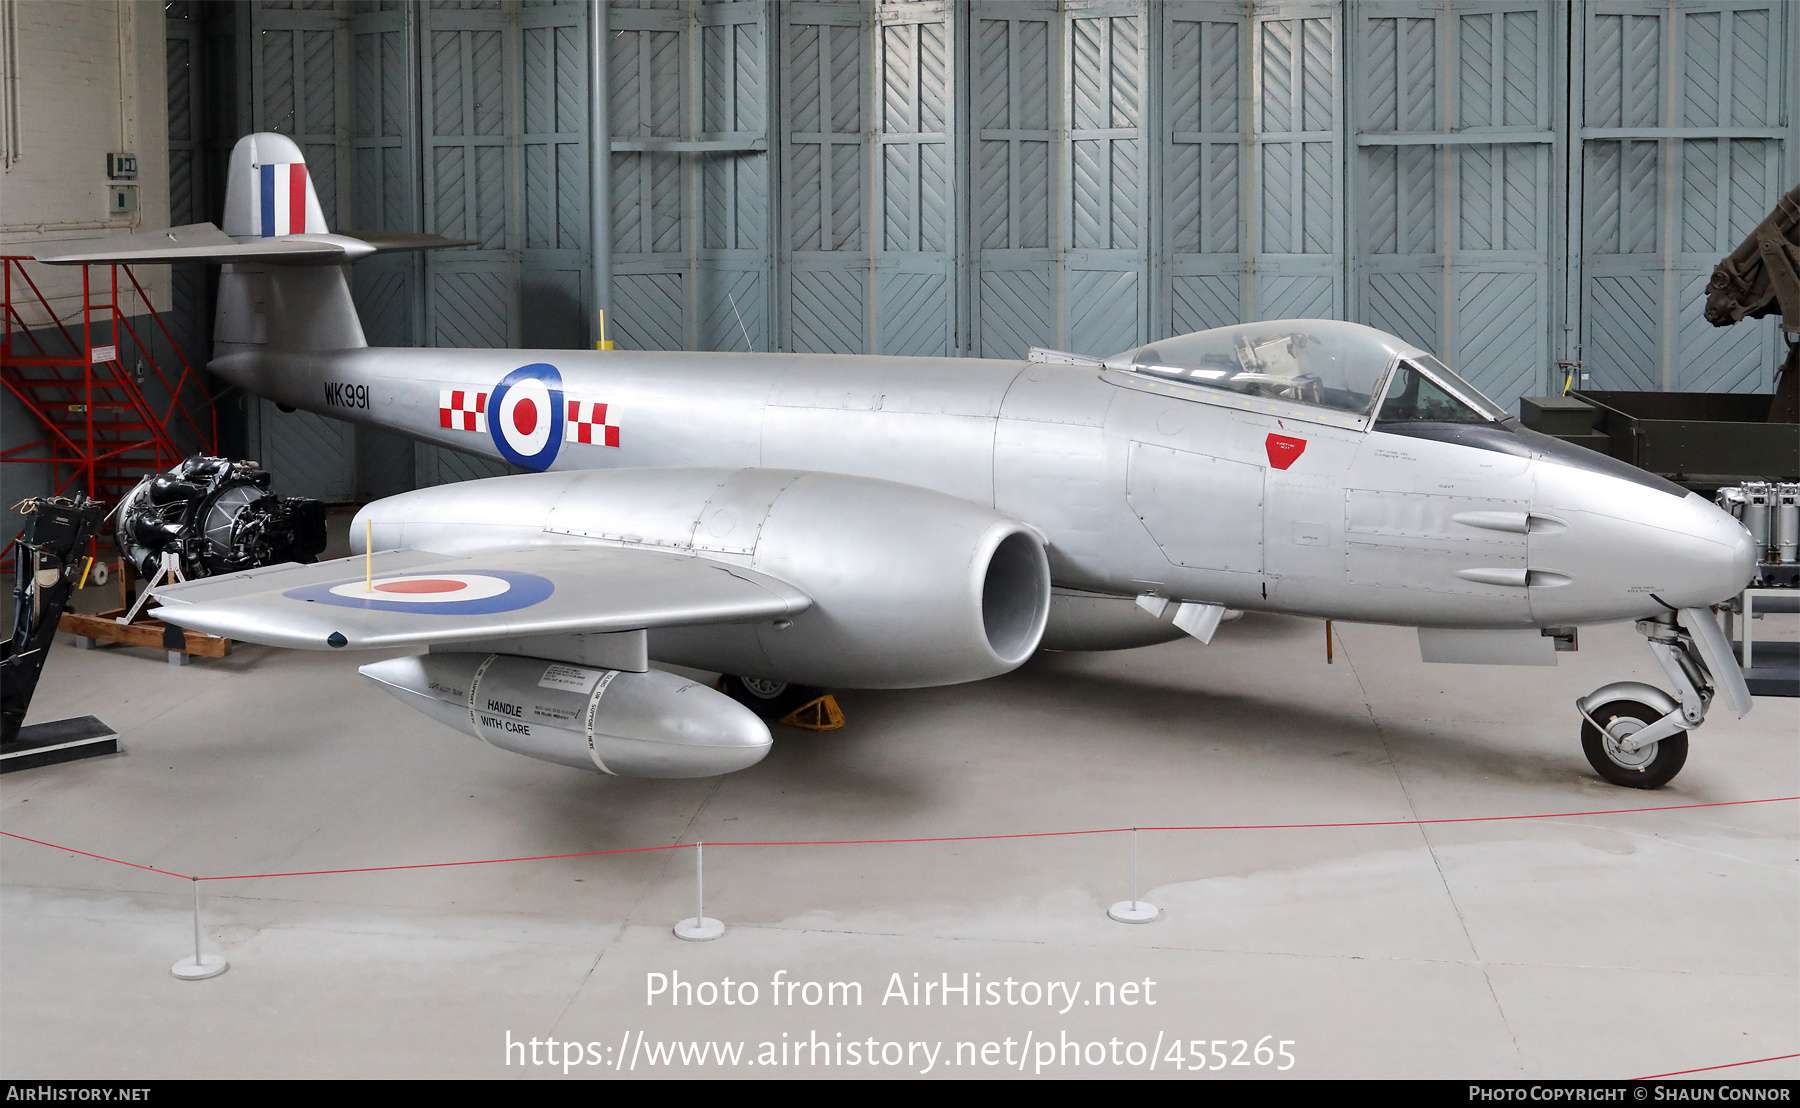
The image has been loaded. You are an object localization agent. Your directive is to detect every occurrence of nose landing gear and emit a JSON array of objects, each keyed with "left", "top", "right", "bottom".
[
  {"left": 1579, "top": 693, "right": 1689, "bottom": 788},
  {"left": 1575, "top": 608, "right": 1754, "bottom": 789}
]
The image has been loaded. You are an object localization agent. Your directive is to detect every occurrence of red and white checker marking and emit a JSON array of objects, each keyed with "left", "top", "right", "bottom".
[
  {"left": 565, "top": 399, "right": 620, "bottom": 447},
  {"left": 438, "top": 389, "right": 487, "bottom": 433}
]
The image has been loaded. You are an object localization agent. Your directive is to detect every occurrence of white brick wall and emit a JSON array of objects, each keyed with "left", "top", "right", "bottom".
[{"left": 0, "top": 0, "right": 170, "bottom": 323}]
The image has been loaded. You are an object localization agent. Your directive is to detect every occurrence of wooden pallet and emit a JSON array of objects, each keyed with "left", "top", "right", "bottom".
[{"left": 59, "top": 607, "right": 231, "bottom": 663}]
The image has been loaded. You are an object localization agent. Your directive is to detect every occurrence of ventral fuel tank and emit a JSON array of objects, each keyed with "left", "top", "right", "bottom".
[{"left": 360, "top": 653, "right": 772, "bottom": 777}]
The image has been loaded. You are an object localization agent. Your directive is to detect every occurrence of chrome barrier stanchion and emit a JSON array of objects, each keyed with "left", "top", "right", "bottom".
[
  {"left": 674, "top": 842, "right": 724, "bottom": 941},
  {"left": 1108, "top": 827, "right": 1159, "bottom": 924},
  {"left": 171, "top": 877, "right": 227, "bottom": 979}
]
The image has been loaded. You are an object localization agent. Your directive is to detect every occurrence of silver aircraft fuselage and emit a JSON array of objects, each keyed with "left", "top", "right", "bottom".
[{"left": 211, "top": 339, "right": 1753, "bottom": 632}]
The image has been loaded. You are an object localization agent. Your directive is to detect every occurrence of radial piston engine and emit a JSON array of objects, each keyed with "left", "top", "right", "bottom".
[
  {"left": 116, "top": 455, "right": 327, "bottom": 581},
  {"left": 358, "top": 652, "right": 773, "bottom": 777}
]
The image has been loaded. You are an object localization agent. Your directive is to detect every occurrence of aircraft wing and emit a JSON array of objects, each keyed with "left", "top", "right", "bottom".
[{"left": 149, "top": 546, "right": 811, "bottom": 651}]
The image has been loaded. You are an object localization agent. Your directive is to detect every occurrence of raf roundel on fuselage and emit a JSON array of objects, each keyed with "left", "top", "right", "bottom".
[{"left": 490, "top": 363, "right": 566, "bottom": 470}]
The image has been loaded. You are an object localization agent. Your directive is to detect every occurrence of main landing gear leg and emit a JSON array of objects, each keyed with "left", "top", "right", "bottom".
[{"left": 1575, "top": 608, "right": 1755, "bottom": 789}]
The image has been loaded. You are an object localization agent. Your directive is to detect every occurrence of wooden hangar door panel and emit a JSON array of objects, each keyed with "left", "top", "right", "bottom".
[{"left": 1125, "top": 442, "right": 1263, "bottom": 574}]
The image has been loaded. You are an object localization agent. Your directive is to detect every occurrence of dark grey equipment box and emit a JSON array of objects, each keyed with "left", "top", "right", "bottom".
[
  {"left": 1517, "top": 395, "right": 1613, "bottom": 455},
  {"left": 1518, "top": 391, "right": 1798, "bottom": 491}
]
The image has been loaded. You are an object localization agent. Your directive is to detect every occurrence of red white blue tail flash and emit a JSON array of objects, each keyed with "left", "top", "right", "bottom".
[{"left": 254, "top": 162, "right": 325, "bottom": 237}]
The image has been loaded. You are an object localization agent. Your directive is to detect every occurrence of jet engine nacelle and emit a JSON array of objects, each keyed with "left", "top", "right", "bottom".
[
  {"left": 355, "top": 467, "right": 1053, "bottom": 689},
  {"left": 359, "top": 652, "right": 772, "bottom": 777}
]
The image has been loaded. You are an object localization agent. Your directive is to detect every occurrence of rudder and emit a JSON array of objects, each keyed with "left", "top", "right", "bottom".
[
  {"left": 223, "top": 133, "right": 331, "bottom": 238},
  {"left": 215, "top": 133, "right": 363, "bottom": 356}
]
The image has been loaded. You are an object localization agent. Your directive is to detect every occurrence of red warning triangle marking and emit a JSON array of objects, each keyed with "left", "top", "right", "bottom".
[{"left": 1266, "top": 433, "right": 1307, "bottom": 470}]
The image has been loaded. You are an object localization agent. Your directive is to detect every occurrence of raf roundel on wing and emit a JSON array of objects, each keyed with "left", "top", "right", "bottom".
[{"left": 283, "top": 570, "right": 556, "bottom": 615}]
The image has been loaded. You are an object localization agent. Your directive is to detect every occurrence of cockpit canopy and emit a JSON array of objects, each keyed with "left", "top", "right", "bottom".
[
  {"left": 1113, "top": 319, "right": 1506, "bottom": 425},
  {"left": 1374, "top": 353, "right": 1509, "bottom": 424}
]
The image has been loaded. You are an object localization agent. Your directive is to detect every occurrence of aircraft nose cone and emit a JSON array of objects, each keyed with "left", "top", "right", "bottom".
[
  {"left": 1723, "top": 510, "right": 1758, "bottom": 592},
  {"left": 1525, "top": 447, "right": 1757, "bottom": 624},
  {"left": 1657, "top": 492, "right": 1758, "bottom": 608}
]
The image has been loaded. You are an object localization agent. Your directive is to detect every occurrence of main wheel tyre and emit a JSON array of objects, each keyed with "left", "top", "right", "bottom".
[
  {"left": 717, "top": 675, "right": 825, "bottom": 720},
  {"left": 1580, "top": 698, "right": 1688, "bottom": 789}
]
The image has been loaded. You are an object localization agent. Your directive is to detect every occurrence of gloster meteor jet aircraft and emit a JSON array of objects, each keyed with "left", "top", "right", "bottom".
[{"left": 38, "top": 134, "right": 1756, "bottom": 788}]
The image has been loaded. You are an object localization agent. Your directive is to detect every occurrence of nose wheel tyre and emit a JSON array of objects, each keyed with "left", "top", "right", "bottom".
[
  {"left": 718, "top": 675, "right": 826, "bottom": 720},
  {"left": 1580, "top": 698, "right": 1688, "bottom": 789}
]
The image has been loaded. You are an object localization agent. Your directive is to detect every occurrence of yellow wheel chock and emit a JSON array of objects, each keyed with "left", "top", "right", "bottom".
[{"left": 780, "top": 694, "right": 845, "bottom": 731}]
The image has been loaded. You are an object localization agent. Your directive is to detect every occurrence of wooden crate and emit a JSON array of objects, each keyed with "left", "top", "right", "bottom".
[{"left": 59, "top": 608, "right": 232, "bottom": 660}]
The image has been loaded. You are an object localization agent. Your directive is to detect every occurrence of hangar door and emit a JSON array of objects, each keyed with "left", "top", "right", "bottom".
[
  {"left": 1349, "top": 2, "right": 1561, "bottom": 409},
  {"left": 242, "top": 0, "right": 356, "bottom": 502},
  {"left": 198, "top": 1, "right": 1796, "bottom": 502},
  {"left": 228, "top": 1, "right": 592, "bottom": 498},
  {"left": 1574, "top": 1, "right": 1793, "bottom": 394}
]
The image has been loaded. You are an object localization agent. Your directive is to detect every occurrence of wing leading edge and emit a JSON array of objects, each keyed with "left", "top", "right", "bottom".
[{"left": 150, "top": 546, "right": 811, "bottom": 650}]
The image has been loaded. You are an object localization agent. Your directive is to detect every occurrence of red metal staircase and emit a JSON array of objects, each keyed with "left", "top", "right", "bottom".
[{"left": 2, "top": 256, "right": 217, "bottom": 512}]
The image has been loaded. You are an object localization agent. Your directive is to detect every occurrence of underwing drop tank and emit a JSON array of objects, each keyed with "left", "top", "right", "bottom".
[{"left": 358, "top": 653, "right": 772, "bottom": 777}]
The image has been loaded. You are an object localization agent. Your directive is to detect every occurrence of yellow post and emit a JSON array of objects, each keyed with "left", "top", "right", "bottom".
[
  {"left": 596, "top": 308, "right": 614, "bottom": 351},
  {"left": 365, "top": 519, "right": 373, "bottom": 594}
]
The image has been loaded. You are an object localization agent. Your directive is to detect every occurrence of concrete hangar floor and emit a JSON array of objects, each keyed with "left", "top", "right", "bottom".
[{"left": 2, "top": 521, "right": 1795, "bottom": 1080}]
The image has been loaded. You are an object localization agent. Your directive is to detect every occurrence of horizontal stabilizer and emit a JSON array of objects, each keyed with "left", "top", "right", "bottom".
[
  {"left": 32, "top": 223, "right": 342, "bottom": 266},
  {"left": 333, "top": 229, "right": 477, "bottom": 252},
  {"left": 149, "top": 545, "right": 812, "bottom": 651},
  {"left": 31, "top": 223, "right": 472, "bottom": 268}
]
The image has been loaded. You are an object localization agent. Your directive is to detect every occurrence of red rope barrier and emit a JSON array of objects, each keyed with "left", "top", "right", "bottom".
[
  {"left": 1135, "top": 794, "right": 1800, "bottom": 832},
  {"left": 3, "top": 795, "right": 1792, "bottom": 884},
  {"left": 1636, "top": 1051, "right": 1800, "bottom": 1079},
  {"left": 0, "top": 830, "right": 193, "bottom": 880},
  {"left": 198, "top": 842, "right": 689, "bottom": 882}
]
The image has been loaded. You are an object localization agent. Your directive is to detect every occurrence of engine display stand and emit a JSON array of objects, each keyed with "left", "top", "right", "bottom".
[
  {"left": 56, "top": 561, "right": 230, "bottom": 666},
  {"left": 61, "top": 608, "right": 232, "bottom": 667}
]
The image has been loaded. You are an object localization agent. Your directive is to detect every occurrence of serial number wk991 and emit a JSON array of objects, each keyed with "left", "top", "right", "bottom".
[{"left": 324, "top": 381, "right": 371, "bottom": 409}]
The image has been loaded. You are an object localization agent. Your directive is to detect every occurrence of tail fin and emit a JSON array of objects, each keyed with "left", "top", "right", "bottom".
[
  {"left": 32, "top": 133, "right": 472, "bottom": 356},
  {"left": 223, "top": 133, "right": 331, "bottom": 238},
  {"left": 213, "top": 133, "right": 365, "bottom": 356}
]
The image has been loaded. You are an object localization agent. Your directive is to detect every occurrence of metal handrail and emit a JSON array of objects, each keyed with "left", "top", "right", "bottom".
[
  {"left": 119, "top": 263, "right": 216, "bottom": 451},
  {"left": 2, "top": 255, "right": 218, "bottom": 515}
]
